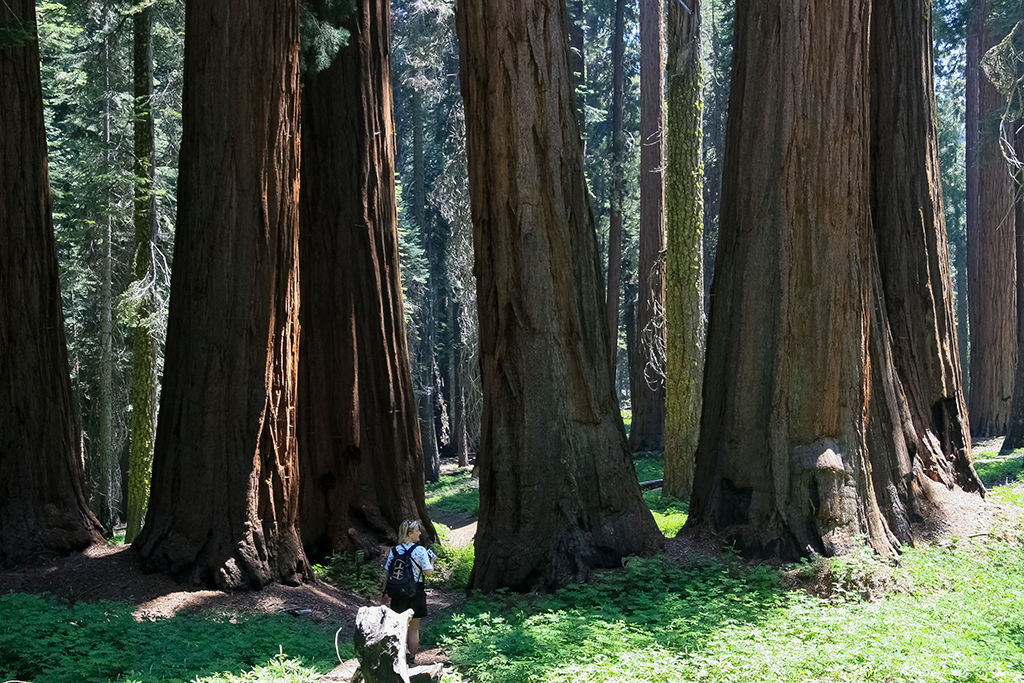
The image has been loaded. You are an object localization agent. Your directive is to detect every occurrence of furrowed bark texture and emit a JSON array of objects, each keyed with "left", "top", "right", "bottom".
[
  {"left": 134, "top": 0, "right": 310, "bottom": 589},
  {"left": 663, "top": 0, "right": 704, "bottom": 500},
  {"left": 690, "top": 0, "right": 906, "bottom": 559},
  {"left": 629, "top": 0, "right": 668, "bottom": 455},
  {"left": 457, "top": 0, "right": 664, "bottom": 592},
  {"left": 0, "top": 0, "right": 105, "bottom": 564},
  {"left": 869, "top": 0, "right": 981, "bottom": 494},
  {"left": 126, "top": 1, "right": 158, "bottom": 544},
  {"left": 298, "top": 0, "right": 431, "bottom": 562},
  {"left": 688, "top": 0, "right": 983, "bottom": 560},
  {"left": 966, "top": 0, "right": 1016, "bottom": 438}
]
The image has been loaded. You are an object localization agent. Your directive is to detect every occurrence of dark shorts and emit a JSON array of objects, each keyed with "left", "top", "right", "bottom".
[{"left": 390, "top": 582, "right": 427, "bottom": 619}]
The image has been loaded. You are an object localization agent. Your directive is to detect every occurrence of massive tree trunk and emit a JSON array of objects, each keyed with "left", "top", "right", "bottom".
[
  {"left": 456, "top": 0, "right": 664, "bottom": 592},
  {"left": 628, "top": 0, "right": 667, "bottom": 454},
  {"left": 298, "top": 0, "right": 432, "bottom": 563},
  {"left": 134, "top": 0, "right": 310, "bottom": 589},
  {"left": 686, "top": 0, "right": 980, "bottom": 561},
  {"left": 605, "top": 0, "right": 626, "bottom": 380},
  {"left": 0, "top": 0, "right": 105, "bottom": 564},
  {"left": 126, "top": 0, "right": 157, "bottom": 544},
  {"left": 663, "top": 0, "right": 704, "bottom": 500},
  {"left": 869, "top": 0, "right": 981, "bottom": 493},
  {"left": 966, "top": 0, "right": 1016, "bottom": 438}
]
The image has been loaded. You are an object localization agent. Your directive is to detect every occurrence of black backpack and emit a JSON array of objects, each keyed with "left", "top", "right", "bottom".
[{"left": 385, "top": 543, "right": 421, "bottom": 599}]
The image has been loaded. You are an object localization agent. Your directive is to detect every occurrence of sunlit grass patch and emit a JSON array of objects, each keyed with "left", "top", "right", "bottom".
[
  {"left": 426, "top": 470, "right": 480, "bottom": 517},
  {"left": 433, "top": 508, "right": 1024, "bottom": 683}
]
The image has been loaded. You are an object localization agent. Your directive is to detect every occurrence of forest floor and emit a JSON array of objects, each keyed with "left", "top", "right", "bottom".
[{"left": 0, "top": 444, "right": 1017, "bottom": 681}]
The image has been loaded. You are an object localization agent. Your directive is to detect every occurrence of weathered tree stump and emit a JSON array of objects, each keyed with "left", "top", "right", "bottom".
[{"left": 352, "top": 605, "right": 443, "bottom": 683}]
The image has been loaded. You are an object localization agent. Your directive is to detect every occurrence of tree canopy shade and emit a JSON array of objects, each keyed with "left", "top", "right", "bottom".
[
  {"left": 686, "top": 0, "right": 981, "bottom": 560},
  {"left": 456, "top": 0, "right": 664, "bottom": 592},
  {"left": 0, "top": 0, "right": 105, "bottom": 563},
  {"left": 297, "top": 0, "right": 433, "bottom": 561},
  {"left": 133, "top": 0, "right": 310, "bottom": 589}
]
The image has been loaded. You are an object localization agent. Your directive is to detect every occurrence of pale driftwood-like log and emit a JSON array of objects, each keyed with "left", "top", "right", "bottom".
[
  {"left": 354, "top": 605, "right": 411, "bottom": 683},
  {"left": 352, "top": 606, "right": 444, "bottom": 683}
]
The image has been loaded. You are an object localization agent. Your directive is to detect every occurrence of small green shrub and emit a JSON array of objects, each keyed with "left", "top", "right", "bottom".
[{"left": 312, "top": 550, "right": 384, "bottom": 596}]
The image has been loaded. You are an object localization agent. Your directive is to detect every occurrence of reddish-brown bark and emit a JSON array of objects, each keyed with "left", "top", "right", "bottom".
[
  {"left": 134, "top": 0, "right": 308, "bottom": 589},
  {"left": 966, "top": 0, "right": 1016, "bottom": 438},
  {"left": 686, "top": 0, "right": 980, "bottom": 560},
  {"left": 297, "top": 0, "right": 432, "bottom": 561},
  {"left": 0, "top": 0, "right": 105, "bottom": 564},
  {"left": 629, "top": 0, "right": 667, "bottom": 454},
  {"left": 456, "top": 0, "right": 663, "bottom": 592}
]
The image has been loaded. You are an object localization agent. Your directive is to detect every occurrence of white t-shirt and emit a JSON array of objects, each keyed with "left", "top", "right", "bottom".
[{"left": 385, "top": 543, "right": 434, "bottom": 582}]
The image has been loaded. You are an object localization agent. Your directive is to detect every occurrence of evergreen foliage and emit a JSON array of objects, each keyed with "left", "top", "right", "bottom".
[
  {"left": 299, "top": 0, "right": 355, "bottom": 74},
  {"left": 37, "top": 0, "right": 181, "bottom": 534}
]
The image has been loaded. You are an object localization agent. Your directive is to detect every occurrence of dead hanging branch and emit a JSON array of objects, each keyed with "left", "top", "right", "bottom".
[{"left": 982, "top": 20, "right": 1024, "bottom": 186}]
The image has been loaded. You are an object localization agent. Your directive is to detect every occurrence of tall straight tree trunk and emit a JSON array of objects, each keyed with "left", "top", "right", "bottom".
[
  {"left": 0, "top": 0, "right": 105, "bottom": 563},
  {"left": 967, "top": 0, "right": 1016, "bottom": 438},
  {"left": 605, "top": 0, "right": 626, "bottom": 379},
  {"left": 96, "top": 29, "right": 117, "bottom": 531},
  {"left": 629, "top": 0, "right": 667, "bottom": 454},
  {"left": 456, "top": 0, "right": 664, "bottom": 592},
  {"left": 687, "top": 0, "right": 980, "bottom": 561},
  {"left": 298, "top": 0, "right": 432, "bottom": 562},
  {"left": 126, "top": 0, "right": 157, "bottom": 544},
  {"left": 869, "top": 0, "right": 981, "bottom": 495},
  {"left": 450, "top": 297, "right": 470, "bottom": 467},
  {"left": 956, "top": 216, "right": 970, "bottom": 403},
  {"left": 663, "top": 0, "right": 703, "bottom": 500},
  {"left": 413, "top": 86, "right": 442, "bottom": 483},
  {"left": 134, "top": 0, "right": 309, "bottom": 589},
  {"left": 1001, "top": 125, "right": 1024, "bottom": 452}
]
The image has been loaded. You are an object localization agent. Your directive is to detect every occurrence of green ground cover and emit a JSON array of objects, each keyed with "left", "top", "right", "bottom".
[
  {"left": 6, "top": 451, "right": 1023, "bottom": 682},
  {"left": 0, "top": 592, "right": 348, "bottom": 683}
]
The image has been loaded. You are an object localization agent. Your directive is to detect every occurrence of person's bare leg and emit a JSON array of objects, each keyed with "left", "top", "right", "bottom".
[{"left": 407, "top": 617, "right": 421, "bottom": 658}]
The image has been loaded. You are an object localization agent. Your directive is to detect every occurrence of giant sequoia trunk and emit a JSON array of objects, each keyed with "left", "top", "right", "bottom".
[
  {"left": 0, "top": 0, "right": 105, "bottom": 563},
  {"left": 134, "top": 0, "right": 309, "bottom": 589},
  {"left": 869, "top": 0, "right": 981, "bottom": 494},
  {"left": 663, "top": 0, "right": 704, "bottom": 500},
  {"left": 298, "top": 0, "right": 432, "bottom": 562},
  {"left": 628, "top": 0, "right": 667, "bottom": 455},
  {"left": 966, "top": 0, "right": 1016, "bottom": 438},
  {"left": 686, "top": 0, "right": 980, "bottom": 561},
  {"left": 456, "top": 0, "right": 664, "bottom": 592}
]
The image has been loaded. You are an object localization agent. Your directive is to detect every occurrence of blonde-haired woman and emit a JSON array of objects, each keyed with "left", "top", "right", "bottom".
[{"left": 383, "top": 520, "right": 434, "bottom": 662}]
